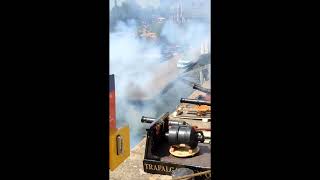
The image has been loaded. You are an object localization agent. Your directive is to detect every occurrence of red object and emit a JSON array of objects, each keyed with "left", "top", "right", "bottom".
[{"left": 109, "top": 74, "right": 116, "bottom": 129}]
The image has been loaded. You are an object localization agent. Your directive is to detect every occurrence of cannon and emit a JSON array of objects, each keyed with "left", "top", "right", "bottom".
[
  {"left": 141, "top": 116, "right": 187, "bottom": 126},
  {"left": 141, "top": 112, "right": 211, "bottom": 178},
  {"left": 180, "top": 98, "right": 211, "bottom": 106},
  {"left": 141, "top": 113, "right": 205, "bottom": 154},
  {"left": 193, "top": 83, "right": 211, "bottom": 94},
  {"left": 165, "top": 125, "right": 204, "bottom": 149}
]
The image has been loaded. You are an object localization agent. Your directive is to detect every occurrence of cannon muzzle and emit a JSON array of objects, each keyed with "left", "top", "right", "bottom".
[
  {"left": 193, "top": 84, "right": 211, "bottom": 94},
  {"left": 141, "top": 114, "right": 187, "bottom": 126},
  {"left": 141, "top": 116, "right": 156, "bottom": 123},
  {"left": 180, "top": 98, "right": 211, "bottom": 106}
]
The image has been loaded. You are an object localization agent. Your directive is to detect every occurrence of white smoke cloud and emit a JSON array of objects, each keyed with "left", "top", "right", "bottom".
[
  {"left": 110, "top": 20, "right": 162, "bottom": 98},
  {"left": 110, "top": 0, "right": 160, "bottom": 10},
  {"left": 109, "top": 0, "right": 211, "bottom": 149},
  {"left": 109, "top": 0, "right": 126, "bottom": 11},
  {"left": 136, "top": 0, "right": 160, "bottom": 9},
  {"left": 161, "top": 20, "right": 210, "bottom": 55},
  {"left": 110, "top": 20, "right": 164, "bottom": 148}
]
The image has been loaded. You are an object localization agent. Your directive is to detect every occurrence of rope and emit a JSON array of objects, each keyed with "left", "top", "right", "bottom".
[{"left": 172, "top": 170, "right": 211, "bottom": 180}]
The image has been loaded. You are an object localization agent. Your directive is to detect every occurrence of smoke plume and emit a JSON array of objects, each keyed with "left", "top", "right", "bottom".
[{"left": 110, "top": 0, "right": 210, "bottom": 148}]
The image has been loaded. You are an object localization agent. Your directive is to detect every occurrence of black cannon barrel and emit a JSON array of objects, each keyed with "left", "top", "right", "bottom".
[
  {"left": 193, "top": 84, "right": 211, "bottom": 94},
  {"left": 141, "top": 112, "right": 170, "bottom": 124},
  {"left": 180, "top": 98, "right": 211, "bottom": 106},
  {"left": 141, "top": 116, "right": 156, "bottom": 123},
  {"left": 141, "top": 116, "right": 187, "bottom": 126},
  {"left": 169, "top": 121, "right": 187, "bottom": 126}
]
